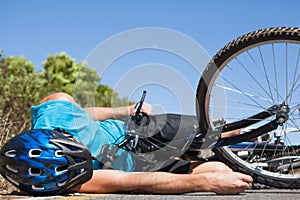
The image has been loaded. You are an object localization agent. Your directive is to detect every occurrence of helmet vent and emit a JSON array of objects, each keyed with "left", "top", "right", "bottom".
[
  {"left": 5, "top": 165, "right": 18, "bottom": 173},
  {"left": 57, "top": 180, "right": 67, "bottom": 187},
  {"left": 6, "top": 175, "right": 19, "bottom": 186},
  {"left": 55, "top": 165, "right": 68, "bottom": 174},
  {"left": 32, "top": 185, "right": 45, "bottom": 190},
  {"left": 29, "top": 149, "right": 42, "bottom": 157},
  {"left": 55, "top": 150, "right": 64, "bottom": 157},
  {"left": 29, "top": 168, "right": 42, "bottom": 176},
  {"left": 4, "top": 150, "right": 16, "bottom": 157}
]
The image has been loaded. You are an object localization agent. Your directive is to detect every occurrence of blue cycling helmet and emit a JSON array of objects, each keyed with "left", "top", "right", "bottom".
[{"left": 0, "top": 129, "right": 93, "bottom": 195}]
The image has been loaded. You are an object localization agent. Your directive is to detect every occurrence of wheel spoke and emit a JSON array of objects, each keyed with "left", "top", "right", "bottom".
[
  {"left": 258, "top": 46, "right": 275, "bottom": 103},
  {"left": 272, "top": 44, "right": 280, "bottom": 103}
]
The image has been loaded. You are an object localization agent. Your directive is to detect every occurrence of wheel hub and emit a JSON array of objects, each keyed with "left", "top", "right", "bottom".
[{"left": 276, "top": 104, "right": 290, "bottom": 125}]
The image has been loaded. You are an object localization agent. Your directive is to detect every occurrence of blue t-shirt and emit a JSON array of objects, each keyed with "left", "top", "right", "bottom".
[{"left": 31, "top": 100, "right": 135, "bottom": 171}]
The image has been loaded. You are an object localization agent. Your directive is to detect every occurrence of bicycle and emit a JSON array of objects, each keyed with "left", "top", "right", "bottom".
[{"left": 107, "top": 27, "right": 300, "bottom": 189}]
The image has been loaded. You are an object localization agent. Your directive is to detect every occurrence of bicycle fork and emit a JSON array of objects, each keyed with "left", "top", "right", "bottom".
[{"left": 197, "top": 104, "right": 290, "bottom": 148}]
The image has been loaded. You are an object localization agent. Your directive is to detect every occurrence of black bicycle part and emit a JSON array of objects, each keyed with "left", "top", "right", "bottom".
[{"left": 130, "top": 90, "right": 149, "bottom": 126}]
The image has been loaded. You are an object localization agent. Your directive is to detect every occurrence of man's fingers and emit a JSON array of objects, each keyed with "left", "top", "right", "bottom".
[
  {"left": 240, "top": 181, "right": 251, "bottom": 189},
  {"left": 141, "top": 102, "right": 152, "bottom": 116},
  {"left": 238, "top": 173, "right": 253, "bottom": 190},
  {"left": 240, "top": 174, "right": 253, "bottom": 183}
]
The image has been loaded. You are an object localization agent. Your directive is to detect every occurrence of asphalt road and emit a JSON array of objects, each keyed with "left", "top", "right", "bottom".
[{"left": 1, "top": 189, "right": 300, "bottom": 200}]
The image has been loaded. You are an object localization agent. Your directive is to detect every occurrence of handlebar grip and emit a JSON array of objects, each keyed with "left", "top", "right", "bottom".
[
  {"left": 134, "top": 90, "right": 146, "bottom": 115},
  {"left": 132, "top": 90, "right": 149, "bottom": 126}
]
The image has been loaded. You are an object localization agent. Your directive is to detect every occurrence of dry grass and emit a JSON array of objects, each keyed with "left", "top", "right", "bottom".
[{"left": 0, "top": 111, "right": 26, "bottom": 194}]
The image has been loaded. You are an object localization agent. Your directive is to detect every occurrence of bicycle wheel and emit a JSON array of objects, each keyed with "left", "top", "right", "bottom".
[{"left": 196, "top": 27, "right": 300, "bottom": 188}]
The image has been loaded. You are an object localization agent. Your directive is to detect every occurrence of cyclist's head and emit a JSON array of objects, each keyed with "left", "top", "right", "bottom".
[{"left": 0, "top": 129, "right": 92, "bottom": 196}]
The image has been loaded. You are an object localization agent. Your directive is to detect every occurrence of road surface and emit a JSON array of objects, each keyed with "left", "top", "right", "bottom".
[{"left": 1, "top": 189, "right": 299, "bottom": 200}]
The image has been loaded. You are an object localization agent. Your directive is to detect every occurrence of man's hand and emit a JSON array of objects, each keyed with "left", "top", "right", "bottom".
[
  {"left": 129, "top": 102, "right": 152, "bottom": 116},
  {"left": 202, "top": 171, "right": 253, "bottom": 195}
]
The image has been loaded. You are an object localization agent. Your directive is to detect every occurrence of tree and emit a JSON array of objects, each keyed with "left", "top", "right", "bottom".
[
  {"left": 95, "top": 85, "right": 131, "bottom": 107},
  {"left": 43, "top": 52, "right": 132, "bottom": 107},
  {"left": 0, "top": 55, "right": 44, "bottom": 137},
  {"left": 73, "top": 65, "right": 100, "bottom": 107},
  {"left": 42, "top": 52, "right": 82, "bottom": 95}
]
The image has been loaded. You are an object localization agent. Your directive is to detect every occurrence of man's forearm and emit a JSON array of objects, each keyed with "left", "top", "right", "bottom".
[
  {"left": 83, "top": 105, "right": 134, "bottom": 121},
  {"left": 130, "top": 171, "right": 252, "bottom": 195},
  {"left": 122, "top": 171, "right": 205, "bottom": 194},
  {"left": 76, "top": 170, "right": 207, "bottom": 194},
  {"left": 83, "top": 102, "right": 152, "bottom": 121}
]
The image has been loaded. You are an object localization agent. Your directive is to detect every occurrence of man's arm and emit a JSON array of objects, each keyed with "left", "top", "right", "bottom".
[
  {"left": 73, "top": 169, "right": 252, "bottom": 195},
  {"left": 39, "top": 92, "right": 152, "bottom": 121},
  {"left": 83, "top": 103, "right": 152, "bottom": 121},
  {"left": 83, "top": 106, "right": 134, "bottom": 121}
]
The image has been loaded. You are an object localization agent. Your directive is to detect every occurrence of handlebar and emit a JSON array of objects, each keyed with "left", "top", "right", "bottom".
[
  {"left": 133, "top": 90, "right": 146, "bottom": 117},
  {"left": 118, "top": 90, "right": 149, "bottom": 150},
  {"left": 131, "top": 90, "right": 149, "bottom": 126}
]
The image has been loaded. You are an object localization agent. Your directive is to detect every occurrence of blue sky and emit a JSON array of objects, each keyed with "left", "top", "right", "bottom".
[{"left": 1, "top": 0, "right": 300, "bottom": 114}]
